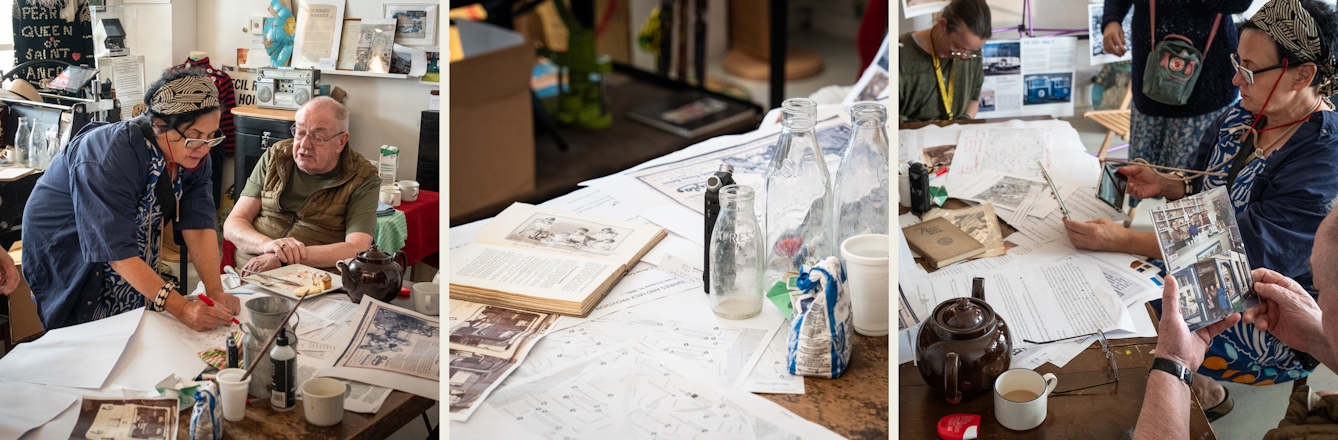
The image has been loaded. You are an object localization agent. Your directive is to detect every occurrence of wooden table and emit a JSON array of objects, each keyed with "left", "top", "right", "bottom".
[
  {"left": 177, "top": 390, "right": 435, "bottom": 440},
  {"left": 899, "top": 315, "right": 1216, "bottom": 439},
  {"left": 759, "top": 332, "right": 889, "bottom": 439}
]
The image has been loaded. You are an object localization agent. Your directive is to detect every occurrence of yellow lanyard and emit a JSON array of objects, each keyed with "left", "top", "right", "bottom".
[{"left": 928, "top": 26, "right": 956, "bottom": 120}]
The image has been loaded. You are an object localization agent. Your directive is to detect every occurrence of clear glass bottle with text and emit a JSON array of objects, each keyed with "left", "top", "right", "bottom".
[
  {"left": 710, "top": 184, "right": 764, "bottom": 319},
  {"left": 764, "top": 98, "right": 834, "bottom": 291},
  {"left": 832, "top": 102, "right": 891, "bottom": 247}
]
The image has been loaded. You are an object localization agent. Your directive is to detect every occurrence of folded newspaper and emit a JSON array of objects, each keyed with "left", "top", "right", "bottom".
[{"left": 1149, "top": 187, "right": 1260, "bottom": 331}]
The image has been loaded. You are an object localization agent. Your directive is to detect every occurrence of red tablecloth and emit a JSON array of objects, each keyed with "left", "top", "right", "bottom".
[
  {"left": 220, "top": 190, "right": 440, "bottom": 270},
  {"left": 396, "top": 190, "right": 440, "bottom": 267}
]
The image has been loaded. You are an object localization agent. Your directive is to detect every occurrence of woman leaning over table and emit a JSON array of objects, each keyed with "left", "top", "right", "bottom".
[
  {"left": 1065, "top": 0, "right": 1338, "bottom": 422},
  {"left": 21, "top": 68, "right": 239, "bottom": 332}
]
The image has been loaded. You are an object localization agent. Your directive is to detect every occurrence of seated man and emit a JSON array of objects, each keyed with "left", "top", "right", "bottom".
[
  {"left": 898, "top": 0, "right": 991, "bottom": 122},
  {"left": 1134, "top": 207, "right": 1338, "bottom": 438},
  {"left": 224, "top": 97, "right": 379, "bottom": 273}
]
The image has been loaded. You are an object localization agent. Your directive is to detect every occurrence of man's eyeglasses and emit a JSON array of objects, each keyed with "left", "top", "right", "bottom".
[
  {"left": 291, "top": 126, "right": 346, "bottom": 146},
  {"left": 1231, "top": 53, "right": 1289, "bottom": 85},
  {"left": 1049, "top": 330, "right": 1119, "bottom": 395},
  {"left": 173, "top": 128, "right": 225, "bottom": 150}
]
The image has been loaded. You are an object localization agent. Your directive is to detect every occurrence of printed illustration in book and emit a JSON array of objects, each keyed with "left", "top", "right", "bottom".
[
  {"left": 1150, "top": 187, "right": 1259, "bottom": 330},
  {"left": 334, "top": 299, "right": 441, "bottom": 381}
]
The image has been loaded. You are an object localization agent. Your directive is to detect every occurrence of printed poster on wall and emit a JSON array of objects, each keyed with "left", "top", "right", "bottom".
[
  {"left": 976, "top": 37, "right": 1078, "bottom": 119},
  {"left": 901, "top": 0, "right": 949, "bottom": 19},
  {"left": 1089, "top": 4, "right": 1133, "bottom": 65}
]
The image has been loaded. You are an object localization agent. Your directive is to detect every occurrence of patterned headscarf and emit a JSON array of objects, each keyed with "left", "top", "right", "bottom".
[
  {"left": 147, "top": 75, "right": 220, "bottom": 116},
  {"left": 1250, "top": 0, "right": 1338, "bottom": 97}
]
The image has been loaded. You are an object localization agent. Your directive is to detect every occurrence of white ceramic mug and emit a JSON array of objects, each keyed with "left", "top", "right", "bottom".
[
  {"left": 301, "top": 377, "right": 349, "bottom": 426},
  {"left": 994, "top": 368, "right": 1059, "bottom": 431},
  {"left": 412, "top": 282, "right": 440, "bottom": 315},
  {"left": 840, "top": 234, "right": 891, "bottom": 336},
  {"left": 215, "top": 368, "right": 252, "bottom": 422},
  {"left": 380, "top": 186, "right": 402, "bottom": 207},
  {"left": 397, "top": 180, "right": 420, "bottom": 202}
]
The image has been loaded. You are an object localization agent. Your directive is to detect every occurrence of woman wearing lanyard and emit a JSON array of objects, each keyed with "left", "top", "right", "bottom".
[
  {"left": 1071, "top": 0, "right": 1338, "bottom": 421},
  {"left": 897, "top": 0, "right": 991, "bottom": 123},
  {"left": 22, "top": 68, "right": 239, "bottom": 331}
]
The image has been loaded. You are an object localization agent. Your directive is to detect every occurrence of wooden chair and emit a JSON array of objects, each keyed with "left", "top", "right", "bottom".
[{"left": 1084, "top": 88, "right": 1134, "bottom": 162}]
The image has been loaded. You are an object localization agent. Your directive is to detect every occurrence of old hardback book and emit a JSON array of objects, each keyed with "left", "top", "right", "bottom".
[
  {"left": 902, "top": 217, "right": 985, "bottom": 269},
  {"left": 448, "top": 202, "right": 667, "bottom": 316},
  {"left": 626, "top": 91, "right": 757, "bottom": 138}
]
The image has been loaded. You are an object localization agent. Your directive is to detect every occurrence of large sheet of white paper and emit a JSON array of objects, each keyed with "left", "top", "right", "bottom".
[
  {"left": 742, "top": 318, "right": 805, "bottom": 394},
  {"left": 0, "top": 380, "right": 79, "bottom": 439},
  {"left": 947, "top": 128, "right": 1053, "bottom": 194},
  {"left": 456, "top": 344, "right": 843, "bottom": 440},
  {"left": 104, "top": 312, "right": 211, "bottom": 391},
  {"left": 550, "top": 262, "right": 701, "bottom": 331},
  {"left": 0, "top": 309, "right": 143, "bottom": 389}
]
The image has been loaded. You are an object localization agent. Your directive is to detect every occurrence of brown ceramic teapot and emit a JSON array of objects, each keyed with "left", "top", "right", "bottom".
[
  {"left": 337, "top": 244, "right": 408, "bottom": 303},
  {"left": 916, "top": 277, "right": 1012, "bottom": 404}
]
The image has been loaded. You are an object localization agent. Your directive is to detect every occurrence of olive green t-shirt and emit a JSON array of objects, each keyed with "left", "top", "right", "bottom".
[
  {"left": 898, "top": 32, "right": 984, "bottom": 122},
  {"left": 241, "top": 149, "right": 380, "bottom": 237}
]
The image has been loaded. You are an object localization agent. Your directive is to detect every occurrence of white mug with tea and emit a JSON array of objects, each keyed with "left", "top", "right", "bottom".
[{"left": 994, "top": 368, "right": 1058, "bottom": 431}]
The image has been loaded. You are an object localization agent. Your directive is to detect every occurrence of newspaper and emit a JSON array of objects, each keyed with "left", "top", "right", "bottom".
[
  {"left": 333, "top": 300, "right": 440, "bottom": 381},
  {"left": 71, "top": 398, "right": 177, "bottom": 440},
  {"left": 843, "top": 34, "right": 890, "bottom": 106},
  {"left": 627, "top": 116, "right": 851, "bottom": 215},
  {"left": 1150, "top": 187, "right": 1260, "bottom": 331},
  {"left": 448, "top": 299, "right": 558, "bottom": 421}
]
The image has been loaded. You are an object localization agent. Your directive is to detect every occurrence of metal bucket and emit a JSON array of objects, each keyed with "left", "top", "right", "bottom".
[
  {"left": 245, "top": 296, "right": 295, "bottom": 331},
  {"left": 242, "top": 327, "right": 297, "bottom": 398}
]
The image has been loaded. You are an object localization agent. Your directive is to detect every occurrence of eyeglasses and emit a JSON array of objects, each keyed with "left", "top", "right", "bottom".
[
  {"left": 1050, "top": 331, "right": 1120, "bottom": 395},
  {"left": 291, "top": 126, "right": 346, "bottom": 146},
  {"left": 948, "top": 51, "right": 981, "bottom": 59},
  {"left": 172, "top": 128, "right": 225, "bottom": 150},
  {"left": 1231, "top": 53, "right": 1289, "bottom": 85}
]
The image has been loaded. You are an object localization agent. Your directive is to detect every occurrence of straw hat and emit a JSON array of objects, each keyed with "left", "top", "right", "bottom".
[{"left": 3, "top": 79, "right": 42, "bottom": 102}]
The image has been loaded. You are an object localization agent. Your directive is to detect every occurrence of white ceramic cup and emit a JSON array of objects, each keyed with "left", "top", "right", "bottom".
[
  {"left": 397, "top": 180, "right": 420, "bottom": 202},
  {"left": 216, "top": 368, "right": 252, "bottom": 422},
  {"left": 898, "top": 162, "right": 912, "bottom": 208},
  {"left": 840, "top": 234, "right": 891, "bottom": 336},
  {"left": 380, "top": 186, "right": 402, "bottom": 207},
  {"left": 994, "top": 368, "right": 1059, "bottom": 431},
  {"left": 302, "top": 377, "right": 349, "bottom": 426},
  {"left": 412, "top": 282, "right": 440, "bottom": 315}
]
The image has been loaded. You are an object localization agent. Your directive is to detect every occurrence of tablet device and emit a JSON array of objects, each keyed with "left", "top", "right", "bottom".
[{"left": 1097, "top": 161, "right": 1128, "bottom": 210}]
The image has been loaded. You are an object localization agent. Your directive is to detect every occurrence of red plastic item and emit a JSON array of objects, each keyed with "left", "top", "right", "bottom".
[
  {"left": 399, "top": 286, "right": 411, "bottom": 297},
  {"left": 937, "top": 414, "right": 980, "bottom": 440}
]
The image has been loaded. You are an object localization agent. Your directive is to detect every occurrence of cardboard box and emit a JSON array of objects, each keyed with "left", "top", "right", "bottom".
[
  {"left": 450, "top": 20, "right": 537, "bottom": 222},
  {"left": 7, "top": 248, "right": 42, "bottom": 344}
]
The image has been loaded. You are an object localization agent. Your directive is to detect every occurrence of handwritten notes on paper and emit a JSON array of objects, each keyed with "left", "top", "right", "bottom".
[{"left": 947, "top": 129, "right": 1053, "bottom": 193}]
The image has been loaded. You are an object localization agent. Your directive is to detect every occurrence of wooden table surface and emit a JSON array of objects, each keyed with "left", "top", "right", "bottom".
[
  {"left": 899, "top": 311, "right": 1217, "bottom": 439},
  {"left": 759, "top": 332, "right": 890, "bottom": 439},
  {"left": 177, "top": 390, "right": 435, "bottom": 440}
]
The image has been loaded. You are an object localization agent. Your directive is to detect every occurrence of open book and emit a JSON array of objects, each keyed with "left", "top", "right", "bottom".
[
  {"left": 448, "top": 203, "right": 667, "bottom": 316},
  {"left": 1150, "top": 187, "right": 1260, "bottom": 331}
]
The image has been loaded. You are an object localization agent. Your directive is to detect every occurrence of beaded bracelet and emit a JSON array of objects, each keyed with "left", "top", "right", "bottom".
[{"left": 150, "top": 280, "right": 177, "bottom": 312}]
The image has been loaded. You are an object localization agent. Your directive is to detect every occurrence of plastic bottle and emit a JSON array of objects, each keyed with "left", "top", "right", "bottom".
[{"left": 269, "top": 330, "right": 296, "bottom": 412}]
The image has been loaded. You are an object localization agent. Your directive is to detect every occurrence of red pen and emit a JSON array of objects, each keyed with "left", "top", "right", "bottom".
[
  {"left": 934, "top": 167, "right": 949, "bottom": 177},
  {"left": 197, "top": 295, "right": 241, "bottom": 325}
]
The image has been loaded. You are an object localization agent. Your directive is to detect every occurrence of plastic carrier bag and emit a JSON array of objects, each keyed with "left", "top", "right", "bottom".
[{"left": 786, "top": 256, "right": 854, "bottom": 378}]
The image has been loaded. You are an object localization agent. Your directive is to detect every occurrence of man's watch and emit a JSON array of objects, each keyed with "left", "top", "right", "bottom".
[{"left": 1150, "top": 357, "right": 1194, "bottom": 388}]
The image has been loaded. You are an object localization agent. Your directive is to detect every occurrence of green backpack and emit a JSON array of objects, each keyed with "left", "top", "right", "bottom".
[{"left": 1142, "top": 0, "right": 1221, "bottom": 106}]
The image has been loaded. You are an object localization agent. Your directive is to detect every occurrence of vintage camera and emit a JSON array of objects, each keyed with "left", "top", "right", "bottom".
[
  {"left": 703, "top": 163, "right": 735, "bottom": 293},
  {"left": 909, "top": 162, "right": 931, "bottom": 214},
  {"left": 255, "top": 67, "right": 320, "bottom": 110}
]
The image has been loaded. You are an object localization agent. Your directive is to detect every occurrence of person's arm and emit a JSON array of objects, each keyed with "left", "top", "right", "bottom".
[
  {"left": 0, "top": 250, "right": 17, "bottom": 295},
  {"left": 296, "top": 176, "right": 379, "bottom": 268},
  {"left": 1133, "top": 275, "right": 1240, "bottom": 439},
  {"left": 1103, "top": 0, "right": 1133, "bottom": 30},
  {"left": 175, "top": 157, "right": 239, "bottom": 314},
  {"left": 964, "top": 100, "right": 980, "bottom": 119},
  {"left": 108, "top": 256, "right": 232, "bottom": 331},
  {"left": 182, "top": 228, "right": 239, "bottom": 314},
  {"left": 224, "top": 196, "right": 279, "bottom": 255},
  {"left": 1063, "top": 219, "right": 1164, "bottom": 257},
  {"left": 301, "top": 233, "right": 373, "bottom": 268}
]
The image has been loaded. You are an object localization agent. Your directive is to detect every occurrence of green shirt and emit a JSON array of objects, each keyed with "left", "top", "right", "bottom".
[
  {"left": 241, "top": 150, "right": 380, "bottom": 237},
  {"left": 898, "top": 31, "right": 984, "bottom": 122}
]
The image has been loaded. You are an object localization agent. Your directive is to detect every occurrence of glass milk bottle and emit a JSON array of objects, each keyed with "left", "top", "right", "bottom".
[
  {"left": 764, "top": 98, "right": 834, "bottom": 291},
  {"left": 709, "top": 185, "right": 764, "bottom": 319},
  {"left": 13, "top": 117, "right": 31, "bottom": 167},
  {"left": 832, "top": 102, "right": 891, "bottom": 246}
]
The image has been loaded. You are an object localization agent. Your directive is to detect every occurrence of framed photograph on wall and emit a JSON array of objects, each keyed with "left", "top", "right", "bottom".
[
  {"left": 292, "top": 0, "right": 347, "bottom": 69},
  {"left": 383, "top": 3, "right": 438, "bottom": 46}
]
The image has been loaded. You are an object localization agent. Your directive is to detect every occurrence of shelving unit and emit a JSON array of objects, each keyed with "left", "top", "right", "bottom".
[{"left": 319, "top": 69, "right": 410, "bottom": 80}]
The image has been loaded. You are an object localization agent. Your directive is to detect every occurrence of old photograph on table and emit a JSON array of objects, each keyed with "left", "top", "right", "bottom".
[
  {"left": 72, "top": 398, "right": 178, "bottom": 440},
  {"left": 628, "top": 116, "right": 850, "bottom": 214},
  {"left": 1151, "top": 187, "right": 1258, "bottom": 330},
  {"left": 506, "top": 213, "right": 632, "bottom": 256},
  {"left": 448, "top": 299, "right": 561, "bottom": 422},
  {"left": 334, "top": 299, "right": 441, "bottom": 381}
]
